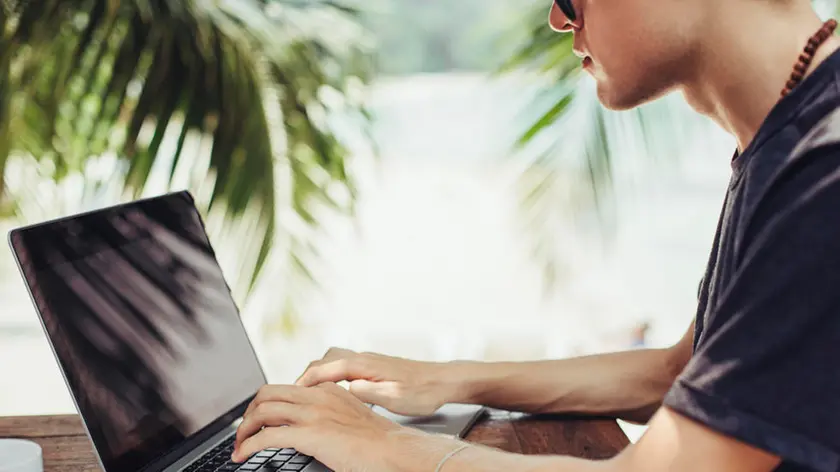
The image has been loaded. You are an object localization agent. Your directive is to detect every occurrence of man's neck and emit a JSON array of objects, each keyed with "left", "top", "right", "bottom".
[{"left": 680, "top": 2, "right": 840, "bottom": 152}]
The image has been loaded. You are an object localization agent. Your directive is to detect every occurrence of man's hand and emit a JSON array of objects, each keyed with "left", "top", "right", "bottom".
[
  {"left": 232, "top": 382, "right": 414, "bottom": 470},
  {"left": 295, "top": 347, "right": 461, "bottom": 416}
]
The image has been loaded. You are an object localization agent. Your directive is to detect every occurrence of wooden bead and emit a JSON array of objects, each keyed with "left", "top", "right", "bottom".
[{"left": 779, "top": 19, "right": 838, "bottom": 98}]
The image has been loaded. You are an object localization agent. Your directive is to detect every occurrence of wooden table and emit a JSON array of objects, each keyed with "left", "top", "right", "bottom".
[{"left": 0, "top": 411, "right": 629, "bottom": 471}]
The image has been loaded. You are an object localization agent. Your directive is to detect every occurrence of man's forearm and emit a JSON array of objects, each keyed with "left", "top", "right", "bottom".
[
  {"left": 442, "top": 441, "right": 611, "bottom": 472},
  {"left": 444, "top": 322, "right": 696, "bottom": 423},
  {"left": 384, "top": 400, "right": 780, "bottom": 472},
  {"left": 385, "top": 428, "right": 612, "bottom": 472},
  {"left": 446, "top": 347, "right": 684, "bottom": 423}
]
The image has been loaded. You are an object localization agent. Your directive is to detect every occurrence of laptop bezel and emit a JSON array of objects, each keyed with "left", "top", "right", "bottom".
[{"left": 7, "top": 190, "right": 269, "bottom": 472}]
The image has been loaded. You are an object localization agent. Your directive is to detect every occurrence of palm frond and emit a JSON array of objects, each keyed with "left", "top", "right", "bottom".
[
  {"left": 1, "top": 0, "right": 373, "bottom": 313},
  {"left": 0, "top": 4, "right": 10, "bottom": 210},
  {"left": 500, "top": 1, "right": 709, "bottom": 291}
]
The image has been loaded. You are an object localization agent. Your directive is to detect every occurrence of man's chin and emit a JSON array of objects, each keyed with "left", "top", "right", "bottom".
[{"left": 596, "top": 84, "right": 649, "bottom": 111}]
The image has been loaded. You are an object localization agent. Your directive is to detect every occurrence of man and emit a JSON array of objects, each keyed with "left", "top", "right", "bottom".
[{"left": 232, "top": 0, "right": 840, "bottom": 470}]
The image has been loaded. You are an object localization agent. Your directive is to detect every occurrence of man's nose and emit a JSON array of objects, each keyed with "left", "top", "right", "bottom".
[{"left": 548, "top": 2, "right": 576, "bottom": 32}]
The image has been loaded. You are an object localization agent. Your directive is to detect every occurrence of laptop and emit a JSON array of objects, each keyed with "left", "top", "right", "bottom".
[{"left": 8, "top": 191, "right": 485, "bottom": 472}]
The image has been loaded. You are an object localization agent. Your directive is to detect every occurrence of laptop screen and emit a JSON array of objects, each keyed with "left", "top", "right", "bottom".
[{"left": 9, "top": 192, "right": 266, "bottom": 472}]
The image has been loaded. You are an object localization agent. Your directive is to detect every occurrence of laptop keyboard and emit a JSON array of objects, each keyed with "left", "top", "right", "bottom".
[{"left": 182, "top": 436, "right": 314, "bottom": 472}]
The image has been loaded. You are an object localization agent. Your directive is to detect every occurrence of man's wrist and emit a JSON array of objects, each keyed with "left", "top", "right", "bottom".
[
  {"left": 443, "top": 360, "right": 499, "bottom": 405},
  {"left": 383, "top": 427, "right": 464, "bottom": 472},
  {"left": 444, "top": 444, "right": 613, "bottom": 472},
  {"left": 382, "top": 425, "right": 612, "bottom": 472}
]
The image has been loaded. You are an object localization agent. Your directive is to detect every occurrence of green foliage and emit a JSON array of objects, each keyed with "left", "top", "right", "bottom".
[
  {"left": 362, "top": 0, "right": 521, "bottom": 74},
  {"left": 0, "top": 0, "right": 373, "bottom": 303},
  {"left": 500, "top": 1, "right": 710, "bottom": 291}
]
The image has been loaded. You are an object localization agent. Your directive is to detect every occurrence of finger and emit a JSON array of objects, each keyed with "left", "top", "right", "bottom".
[
  {"left": 297, "top": 358, "right": 372, "bottom": 388},
  {"left": 315, "top": 381, "right": 364, "bottom": 403},
  {"left": 323, "top": 347, "right": 356, "bottom": 361},
  {"left": 235, "top": 401, "right": 304, "bottom": 449},
  {"left": 244, "top": 385, "right": 310, "bottom": 418},
  {"left": 232, "top": 426, "right": 303, "bottom": 463},
  {"left": 347, "top": 379, "right": 395, "bottom": 407},
  {"left": 295, "top": 360, "right": 325, "bottom": 386},
  {"left": 294, "top": 348, "right": 356, "bottom": 386}
]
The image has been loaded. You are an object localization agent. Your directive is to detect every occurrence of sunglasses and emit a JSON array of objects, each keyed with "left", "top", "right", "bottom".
[{"left": 554, "top": 0, "right": 577, "bottom": 21}]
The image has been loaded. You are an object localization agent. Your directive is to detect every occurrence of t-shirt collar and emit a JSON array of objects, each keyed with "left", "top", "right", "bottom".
[{"left": 731, "top": 46, "right": 840, "bottom": 175}]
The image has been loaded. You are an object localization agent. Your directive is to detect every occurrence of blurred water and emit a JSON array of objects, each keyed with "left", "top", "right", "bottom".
[
  {"left": 0, "top": 73, "right": 734, "bottom": 424},
  {"left": 252, "top": 73, "right": 734, "bottom": 387}
]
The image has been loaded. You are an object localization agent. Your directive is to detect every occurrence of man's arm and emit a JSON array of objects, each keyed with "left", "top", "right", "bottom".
[
  {"left": 232, "top": 382, "right": 781, "bottom": 472},
  {"left": 383, "top": 406, "right": 780, "bottom": 472},
  {"left": 296, "top": 321, "right": 694, "bottom": 423},
  {"left": 452, "top": 321, "right": 695, "bottom": 423}
]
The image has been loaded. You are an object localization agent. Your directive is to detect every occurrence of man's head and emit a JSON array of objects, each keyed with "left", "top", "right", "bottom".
[
  {"left": 549, "top": 0, "right": 707, "bottom": 110},
  {"left": 549, "top": 0, "right": 810, "bottom": 111}
]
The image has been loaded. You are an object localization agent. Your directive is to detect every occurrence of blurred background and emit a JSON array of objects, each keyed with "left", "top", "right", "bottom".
[{"left": 1, "top": 0, "right": 837, "bottom": 440}]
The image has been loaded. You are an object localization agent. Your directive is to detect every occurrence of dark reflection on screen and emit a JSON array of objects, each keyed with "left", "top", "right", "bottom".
[{"left": 11, "top": 193, "right": 266, "bottom": 472}]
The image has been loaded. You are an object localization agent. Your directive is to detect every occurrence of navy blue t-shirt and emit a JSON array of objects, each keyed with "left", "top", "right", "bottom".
[{"left": 663, "top": 48, "right": 840, "bottom": 472}]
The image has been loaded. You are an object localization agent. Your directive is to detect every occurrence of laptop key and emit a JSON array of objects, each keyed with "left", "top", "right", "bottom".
[
  {"left": 288, "top": 456, "right": 311, "bottom": 464},
  {"left": 279, "top": 448, "right": 297, "bottom": 455},
  {"left": 279, "top": 463, "right": 306, "bottom": 471},
  {"left": 217, "top": 464, "right": 240, "bottom": 471},
  {"left": 238, "top": 464, "right": 261, "bottom": 471},
  {"left": 256, "top": 465, "right": 281, "bottom": 472}
]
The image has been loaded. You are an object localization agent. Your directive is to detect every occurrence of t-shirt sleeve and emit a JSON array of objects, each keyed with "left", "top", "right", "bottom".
[{"left": 664, "top": 145, "right": 840, "bottom": 472}]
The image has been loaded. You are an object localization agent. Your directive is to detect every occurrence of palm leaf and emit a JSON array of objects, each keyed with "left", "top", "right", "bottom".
[
  {"left": 1, "top": 0, "right": 373, "bottom": 313},
  {"left": 500, "top": 1, "right": 710, "bottom": 290}
]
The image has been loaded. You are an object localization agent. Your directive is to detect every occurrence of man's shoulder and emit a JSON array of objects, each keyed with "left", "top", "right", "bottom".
[
  {"left": 745, "top": 105, "right": 840, "bottom": 194},
  {"left": 736, "top": 106, "right": 840, "bottom": 246},
  {"left": 791, "top": 104, "right": 840, "bottom": 158}
]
